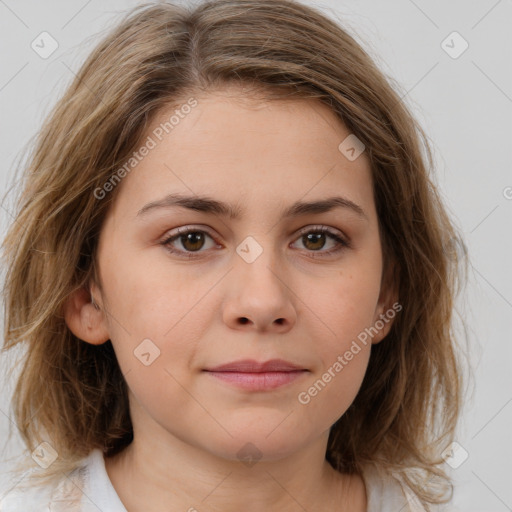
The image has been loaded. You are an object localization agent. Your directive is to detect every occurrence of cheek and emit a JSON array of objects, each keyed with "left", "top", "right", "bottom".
[
  {"left": 293, "top": 268, "right": 380, "bottom": 420},
  {"left": 101, "top": 245, "right": 218, "bottom": 337},
  {"left": 97, "top": 264, "right": 214, "bottom": 398},
  {"left": 296, "top": 340, "right": 371, "bottom": 430},
  {"left": 306, "top": 267, "right": 382, "bottom": 345}
]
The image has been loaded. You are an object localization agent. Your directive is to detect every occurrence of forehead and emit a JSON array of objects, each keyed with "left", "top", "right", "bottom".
[{"left": 108, "top": 89, "right": 376, "bottom": 223}]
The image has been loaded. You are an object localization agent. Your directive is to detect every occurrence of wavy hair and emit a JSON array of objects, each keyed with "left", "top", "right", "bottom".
[{"left": 1, "top": 0, "right": 466, "bottom": 507}]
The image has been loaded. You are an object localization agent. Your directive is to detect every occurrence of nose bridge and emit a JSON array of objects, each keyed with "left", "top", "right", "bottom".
[{"left": 235, "top": 234, "right": 283, "bottom": 289}]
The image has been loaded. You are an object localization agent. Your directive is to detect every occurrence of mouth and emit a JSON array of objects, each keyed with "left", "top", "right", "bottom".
[{"left": 202, "top": 359, "right": 309, "bottom": 391}]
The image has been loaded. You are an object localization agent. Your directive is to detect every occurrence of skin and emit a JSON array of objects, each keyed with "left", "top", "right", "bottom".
[{"left": 65, "top": 85, "right": 397, "bottom": 512}]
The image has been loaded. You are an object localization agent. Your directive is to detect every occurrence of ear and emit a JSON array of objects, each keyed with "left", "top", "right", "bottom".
[
  {"left": 63, "top": 284, "right": 110, "bottom": 345},
  {"left": 370, "top": 261, "right": 400, "bottom": 345}
]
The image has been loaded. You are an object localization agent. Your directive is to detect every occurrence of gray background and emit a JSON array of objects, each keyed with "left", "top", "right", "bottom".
[{"left": 0, "top": 1, "right": 511, "bottom": 510}]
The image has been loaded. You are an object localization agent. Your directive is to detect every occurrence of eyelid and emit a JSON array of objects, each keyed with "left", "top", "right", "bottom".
[
  {"left": 296, "top": 224, "right": 346, "bottom": 240},
  {"left": 160, "top": 225, "right": 219, "bottom": 247}
]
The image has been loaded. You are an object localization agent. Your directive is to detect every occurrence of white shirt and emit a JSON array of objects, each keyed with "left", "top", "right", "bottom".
[{"left": 0, "top": 449, "right": 432, "bottom": 511}]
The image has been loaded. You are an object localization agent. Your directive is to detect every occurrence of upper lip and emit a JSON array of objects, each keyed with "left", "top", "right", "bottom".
[{"left": 204, "top": 359, "right": 306, "bottom": 372}]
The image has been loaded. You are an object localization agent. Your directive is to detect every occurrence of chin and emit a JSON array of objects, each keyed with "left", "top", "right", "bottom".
[{"left": 202, "top": 425, "right": 310, "bottom": 464}]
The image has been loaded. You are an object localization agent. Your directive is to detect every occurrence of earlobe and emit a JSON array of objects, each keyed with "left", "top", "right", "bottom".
[
  {"left": 63, "top": 286, "right": 110, "bottom": 345},
  {"left": 370, "top": 304, "right": 396, "bottom": 344},
  {"left": 371, "top": 263, "right": 400, "bottom": 345}
]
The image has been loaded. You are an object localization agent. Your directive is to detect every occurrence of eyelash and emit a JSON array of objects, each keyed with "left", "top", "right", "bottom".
[{"left": 160, "top": 225, "right": 350, "bottom": 259}]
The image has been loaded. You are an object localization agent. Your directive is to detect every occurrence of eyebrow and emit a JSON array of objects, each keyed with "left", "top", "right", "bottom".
[{"left": 136, "top": 193, "right": 368, "bottom": 221}]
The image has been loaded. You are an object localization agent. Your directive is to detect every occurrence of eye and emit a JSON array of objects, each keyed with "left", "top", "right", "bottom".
[
  {"left": 291, "top": 226, "right": 349, "bottom": 257},
  {"left": 160, "top": 225, "right": 350, "bottom": 259},
  {"left": 160, "top": 227, "right": 218, "bottom": 258}
]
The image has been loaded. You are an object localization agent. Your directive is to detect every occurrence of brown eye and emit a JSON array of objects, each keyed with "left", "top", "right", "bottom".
[
  {"left": 161, "top": 228, "right": 217, "bottom": 256},
  {"left": 180, "top": 232, "right": 206, "bottom": 251},
  {"left": 291, "top": 227, "right": 349, "bottom": 257},
  {"left": 302, "top": 232, "right": 327, "bottom": 251}
]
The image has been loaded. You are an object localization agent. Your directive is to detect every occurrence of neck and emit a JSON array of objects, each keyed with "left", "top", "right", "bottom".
[{"left": 105, "top": 427, "right": 365, "bottom": 511}]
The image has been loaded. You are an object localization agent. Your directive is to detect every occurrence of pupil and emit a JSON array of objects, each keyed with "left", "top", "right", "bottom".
[
  {"left": 183, "top": 232, "right": 204, "bottom": 251},
  {"left": 305, "top": 233, "right": 325, "bottom": 250}
]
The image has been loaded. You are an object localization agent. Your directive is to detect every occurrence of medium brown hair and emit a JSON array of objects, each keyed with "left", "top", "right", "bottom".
[{"left": 2, "top": 0, "right": 466, "bottom": 507}]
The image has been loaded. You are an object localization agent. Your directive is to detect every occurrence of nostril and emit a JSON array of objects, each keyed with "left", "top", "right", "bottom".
[{"left": 239, "top": 317, "right": 250, "bottom": 324}]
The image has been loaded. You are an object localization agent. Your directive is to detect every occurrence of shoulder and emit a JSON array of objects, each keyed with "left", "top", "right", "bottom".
[
  {"left": 0, "top": 467, "right": 84, "bottom": 511},
  {"left": 361, "top": 463, "right": 445, "bottom": 512},
  {"left": 0, "top": 460, "right": 89, "bottom": 512},
  {"left": 0, "top": 470, "right": 54, "bottom": 511},
  {"left": 0, "top": 449, "right": 125, "bottom": 512}
]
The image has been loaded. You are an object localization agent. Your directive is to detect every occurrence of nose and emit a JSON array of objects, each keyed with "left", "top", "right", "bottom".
[{"left": 221, "top": 247, "right": 297, "bottom": 333}]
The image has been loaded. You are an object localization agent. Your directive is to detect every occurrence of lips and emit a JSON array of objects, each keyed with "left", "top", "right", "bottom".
[
  {"left": 205, "top": 359, "right": 306, "bottom": 373},
  {"left": 203, "top": 359, "right": 308, "bottom": 391}
]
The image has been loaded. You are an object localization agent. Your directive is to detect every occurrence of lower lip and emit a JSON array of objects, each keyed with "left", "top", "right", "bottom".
[{"left": 204, "top": 370, "right": 308, "bottom": 391}]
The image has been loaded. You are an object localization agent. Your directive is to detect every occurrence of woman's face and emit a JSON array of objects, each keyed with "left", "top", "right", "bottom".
[{"left": 90, "top": 87, "right": 395, "bottom": 462}]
